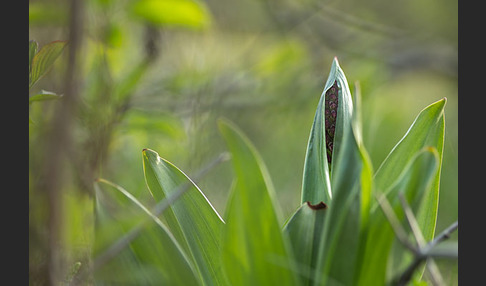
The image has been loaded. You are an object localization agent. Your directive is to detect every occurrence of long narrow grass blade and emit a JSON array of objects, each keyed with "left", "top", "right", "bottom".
[
  {"left": 373, "top": 98, "right": 445, "bottom": 281},
  {"left": 283, "top": 202, "right": 328, "bottom": 286},
  {"left": 218, "top": 119, "right": 299, "bottom": 286},
  {"left": 356, "top": 147, "right": 439, "bottom": 286},
  {"left": 374, "top": 98, "right": 446, "bottom": 242},
  {"left": 92, "top": 181, "right": 199, "bottom": 285},
  {"left": 142, "top": 149, "right": 225, "bottom": 286}
]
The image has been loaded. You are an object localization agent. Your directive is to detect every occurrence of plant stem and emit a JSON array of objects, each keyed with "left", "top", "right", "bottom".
[{"left": 43, "top": 0, "right": 83, "bottom": 284}]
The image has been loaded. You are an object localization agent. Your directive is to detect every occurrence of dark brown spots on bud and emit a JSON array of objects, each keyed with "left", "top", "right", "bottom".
[
  {"left": 324, "top": 80, "right": 339, "bottom": 165},
  {"left": 306, "top": 201, "right": 328, "bottom": 210}
]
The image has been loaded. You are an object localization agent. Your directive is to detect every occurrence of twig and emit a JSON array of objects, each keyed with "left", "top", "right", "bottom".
[
  {"left": 422, "top": 221, "right": 458, "bottom": 255},
  {"left": 394, "top": 220, "right": 458, "bottom": 285},
  {"left": 375, "top": 192, "right": 458, "bottom": 285}
]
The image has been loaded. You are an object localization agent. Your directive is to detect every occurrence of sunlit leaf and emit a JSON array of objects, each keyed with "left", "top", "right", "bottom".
[
  {"left": 142, "top": 148, "right": 225, "bottom": 285},
  {"left": 218, "top": 119, "right": 299, "bottom": 286}
]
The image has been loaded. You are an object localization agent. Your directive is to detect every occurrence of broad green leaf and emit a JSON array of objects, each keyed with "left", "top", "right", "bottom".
[
  {"left": 93, "top": 181, "right": 199, "bottom": 285},
  {"left": 301, "top": 57, "right": 354, "bottom": 205},
  {"left": 283, "top": 202, "right": 328, "bottom": 286},
  {"left": 142, "top": 149, "right": 225, "bottom": 285},
  {"left": 29, "top": 41, "right": 67, "bottom": 89},
  {"left": 374, "top": 98, "right": 446, "bottom": 242},
  {"left": 313, "top": 106, "right": 373, "bottom": 286},
  {"left": 131, "top": 0, "right": 211, "bottom": 29},
  {"left": 355, "top": 147, "right": 440, "bottom": 286},
  {"left": 29, "top": 40, "right": 38, "bottom": 76},
  {"left": 29, "top": 90, "right": 63, "bottom": 104},
  {"left": 218, "top": 119, "right": 299, "bottom": 286}
]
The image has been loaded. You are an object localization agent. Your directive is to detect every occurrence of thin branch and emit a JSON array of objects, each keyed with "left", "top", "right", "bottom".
[
  {"left": 422, "top": 221, "right": 458, "bottom": 254},
  {"left": 376, "top": 192, "right": 457, "bottom": 285},
  {"left": 393, "top": 221, "right": 458, "bottom": 285}
]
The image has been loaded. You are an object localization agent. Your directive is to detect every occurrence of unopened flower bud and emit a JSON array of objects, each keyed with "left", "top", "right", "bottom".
[{"left": 324, "top": 80, "right": 339, "bottom": 164}]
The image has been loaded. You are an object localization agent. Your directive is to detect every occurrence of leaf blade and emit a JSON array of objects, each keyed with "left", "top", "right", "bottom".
[
  {"left": 29, "top": 40, "right": 38, "bottom": 77},
  {"left": 313, "top": 116, "right": 373, "bottom": 286},
  {"left": 93, "top": 180, "right": 200, "bottom": 285},
  {"left": 374, "top": 98, "right": 446, "bottom": 241},
  {"left": 142, "top": 148, "right": 225, "bottom": 286},
  {"left": 29, "top": 90, "right": 63, "bottom": 104},
  {"left": 218, "top": 119, "right": 299, "bottom": 286},
  {"left": 283, "top": 202, "right": 328, "bottom": 286},
  {"left": 356, "top": 148, "right": 440, "bottom": 286},
  {"left": 29, "top": 40, "right": 67, "bottom": 89}
]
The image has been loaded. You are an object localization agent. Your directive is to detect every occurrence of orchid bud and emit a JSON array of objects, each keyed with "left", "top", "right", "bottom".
[{"left": 324, "top": 80, "right": 339, "bottom": 165}]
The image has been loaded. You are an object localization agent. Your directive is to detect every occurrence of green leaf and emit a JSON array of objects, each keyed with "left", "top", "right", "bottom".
[
  {"left": 355, "top": 147, "right": 440, "bottom": 286},
  {"left": 313, "top": 105, "right": 373, "bottom": 286},
  {"left": 94, "top": 180, "right": 199, "bottom": 285},
  {"left": 29, "top": 90, "right": 63, "bottom": 104},
  {"left": 142, "top": 148, "right": 225, "bottom": 285},
  {"left": 283, "top": 202, "right": 328, "bottom": 286},
  {"left": 29, "top": 40, "right": 67, "bottom": 89},
  {"left": 218, "top": 119, "right": 299, "bottom": 286},
  {"left": 29, "top": 40, "right": 38, "bottom": 76},
  {"left": 131, "top": 0, "right": 211, "bottom": 29},
  {"left": 374, "top": 98, "right": 446, "bottom": 242},
  {"left": 301, "top": 57, "right": 354, "bottom": 205}
]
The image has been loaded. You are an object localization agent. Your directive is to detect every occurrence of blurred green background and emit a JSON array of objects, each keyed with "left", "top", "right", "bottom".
[{"left": 29, "top": 0, "right": 457, "bottom": 284}]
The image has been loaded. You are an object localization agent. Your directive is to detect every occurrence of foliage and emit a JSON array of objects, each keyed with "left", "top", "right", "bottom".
[
  {"left": 29, "top": 1, "right": 457, "bottom": 285},
  {"left": 29, "top": 40, "right": 67, "bottom": 126},
  {"left": 92, "top": 59, "right": 455, "bottom": 285}
]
